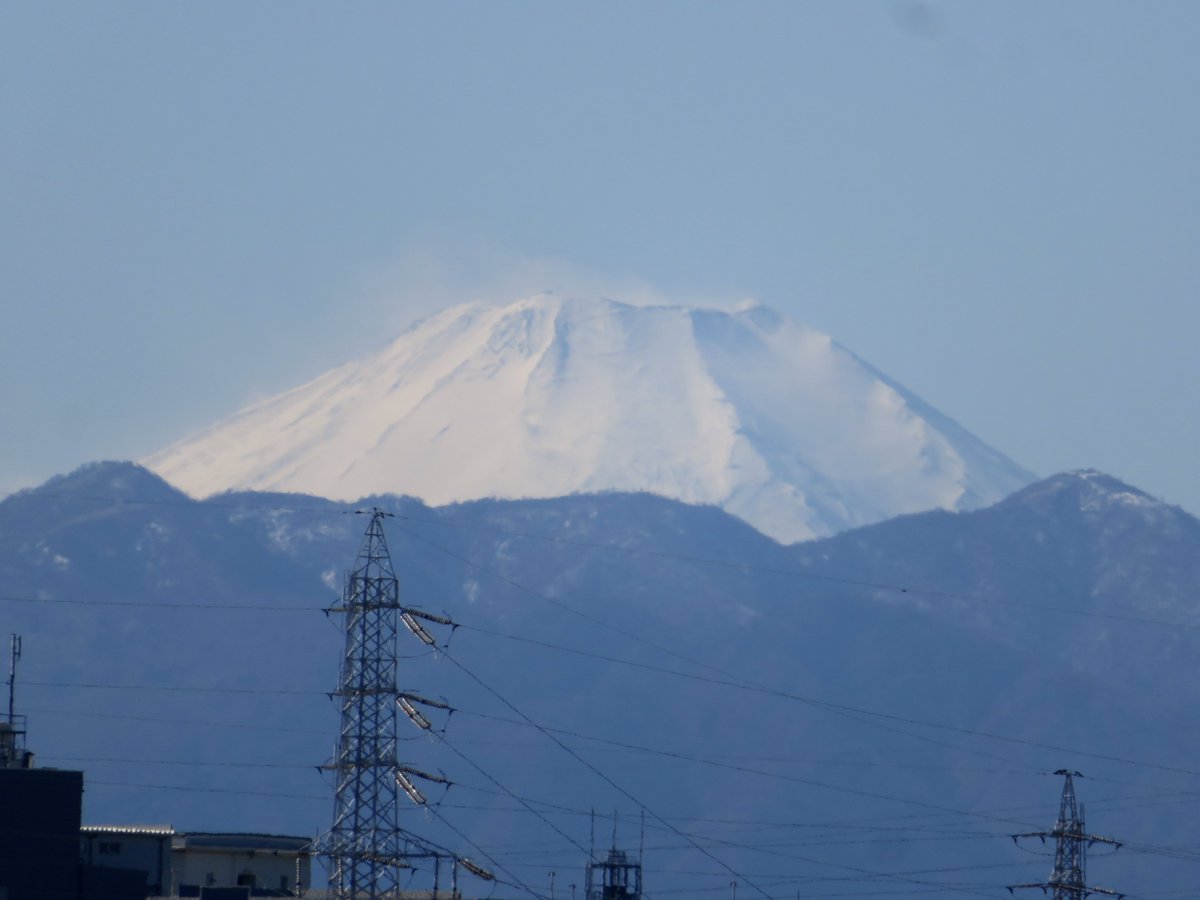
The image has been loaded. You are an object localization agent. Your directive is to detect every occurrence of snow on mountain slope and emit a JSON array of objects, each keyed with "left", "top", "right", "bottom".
[{"left": 144, "top": 294, "right": 1033, "bottom": 541}]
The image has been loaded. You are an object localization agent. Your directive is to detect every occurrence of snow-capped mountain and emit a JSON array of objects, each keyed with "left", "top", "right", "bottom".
[{"left": 144, "top": 294, "right": 1033, "bottom": 542}]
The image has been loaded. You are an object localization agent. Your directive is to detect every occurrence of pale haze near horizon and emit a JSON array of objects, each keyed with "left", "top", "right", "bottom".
[{"left": 2, "top": 2, "right": 1197, "bottom": 517}]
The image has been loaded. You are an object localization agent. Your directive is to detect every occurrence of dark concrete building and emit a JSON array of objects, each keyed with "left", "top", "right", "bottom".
[{"left": 0, "top": 764, "right": 84, "bottom": 900}]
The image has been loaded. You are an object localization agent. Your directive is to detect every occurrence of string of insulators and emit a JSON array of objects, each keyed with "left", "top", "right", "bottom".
[
  {"left": 398, "top": 696, "right": 432, "bottom": 730},
  {"left": 396, "top": 770, "right": 427, "bottom": 806},
  {"left": 359, "top": 852, "right": 414, "bottom": 870},
  {"left": 399, "top": 764, "right": 451, "bottom": 786},
  {"left": 402, "top": 607, "right": 456, "bottom": 627},
  {"left": 400, "top": 612, "right": 436, "bottom": 645},
  {"left": 458, "top": 858, "right": 496, "bottom": 882},
  {"left": 398, "top": 691, "right": 453, "bottom": 711}
]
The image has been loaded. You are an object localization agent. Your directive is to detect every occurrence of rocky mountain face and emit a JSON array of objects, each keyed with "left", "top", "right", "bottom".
[
  {"left": 144, "top": 295, "right": 1033, "bottom": 542},
  {"left": 2, "top": 462, "right": 1197, "bottom": 896}
]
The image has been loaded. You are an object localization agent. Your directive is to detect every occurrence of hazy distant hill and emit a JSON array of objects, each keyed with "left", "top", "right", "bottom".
[
  {"left": 2, "top": 462, "right": 1197, "bottom": 897},
  {"left": 143, "top": 295, "right": 1033, "bottom": 542}
]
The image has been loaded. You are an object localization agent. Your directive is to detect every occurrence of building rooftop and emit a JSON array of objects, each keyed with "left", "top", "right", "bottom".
[
  {"left": 171, "top": 832, "right": 312, "bottom": 853},
  {"left": 82, "top": 824, "right": 175, "bottom": 836}
]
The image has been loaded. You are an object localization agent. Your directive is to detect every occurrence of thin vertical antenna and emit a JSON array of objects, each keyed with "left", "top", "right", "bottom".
[
  {"left": 611, "top": 808, "right": 618, "bottom": 851},
  {"left": 7, "top": 634, "right": 21, "bottom": 725},
  {"left": 638, "top": 809, "right": 645, "bottom": 867},
  {"left": 590, "top": 808, "right": 596, "bottom": 859}
]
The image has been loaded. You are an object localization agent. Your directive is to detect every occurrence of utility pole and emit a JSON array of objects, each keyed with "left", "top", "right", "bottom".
[
  {"left": 317, "top": 509, "right": 472, "bottom": 899},
  {"left": 1009, "top": 769, "right": 1124, "bottom": 899}
]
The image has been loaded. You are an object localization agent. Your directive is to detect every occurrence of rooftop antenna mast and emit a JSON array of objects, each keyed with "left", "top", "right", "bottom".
[
  {"left": 1009, "top": 770, "right": 1124, "bottom": 899},
  {"left": 1, "top": 634, "right": 31, "bottom": 769},
  {"left": 638, "top": 810, "right": 645, "bottom": 869},
  {"left": 7, "top": 634, "right": 20, "bottom": 724}
]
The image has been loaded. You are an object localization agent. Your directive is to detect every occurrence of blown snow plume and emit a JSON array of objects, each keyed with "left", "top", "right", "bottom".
[{"left": 144, "top": 294, "right": 1033, "bottom": 542}]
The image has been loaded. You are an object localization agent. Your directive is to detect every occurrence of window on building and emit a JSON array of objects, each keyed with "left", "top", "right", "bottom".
[
  {"left": 98, "top": 841, "right": 122, "bottom": 854},
  {"left": 237, "top": 873, "right": 257, "bottom": 887}
]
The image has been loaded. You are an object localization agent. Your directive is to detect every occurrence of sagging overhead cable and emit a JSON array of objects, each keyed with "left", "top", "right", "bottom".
[
  {"left": 395, "top": 769, "right": 426, "bottom": 806},
  {"left": 457, "top": 858, "right": 496, "bottom": 881}
]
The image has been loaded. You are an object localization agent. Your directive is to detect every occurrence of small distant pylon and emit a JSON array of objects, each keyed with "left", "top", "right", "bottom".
[
  {"left": 1009, "top": 769, "right": 1124, "bottom": 900},
  {"left": 584, "top": 812, "right": 643, "bottom": 900}
]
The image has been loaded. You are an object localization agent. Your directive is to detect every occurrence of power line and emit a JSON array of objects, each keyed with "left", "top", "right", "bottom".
[
  {"left": 41, "top": 755, "right": 314, "bottom": 770},
  {"left": 85, "top": 778, "right": 328, "bottom": 802},
  {"left": 418, "top": 798, "right": 550, "bottom": 900},
  {"left": 449, "top": 625, "right": 1200, "bottom": 781},
  {"left": 24, "top": 679, "right": 326, "bottom": 696},
  {"left": 429, "top": 724, "right": 591, "bottom": 858},
  {"left": 457, "top": 713, "right": 1039, "bottom": 832},
  {"left": 439, "top": 647, "right": 774, "bottom": 900},
  {"left": 25, "top": 704, "right": 331, "bottom": 735},
  {"left": 433, "top": 649, "right": 1033, "bottom": 900},
  {"left": 0, "top": 593, "right": 317, "bottom": 611},
  {"left": 21, "top": 617, "right": 1200, "bottom": 783},
  {"left": 390, "top": 527, "right": 1200, "bottom": 782}
]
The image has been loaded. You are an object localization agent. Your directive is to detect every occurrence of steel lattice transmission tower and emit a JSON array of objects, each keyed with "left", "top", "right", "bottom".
[
  {"left": 1009, "top": 769, "right": 1124, "bottom": 900},
  {"left": 320, "top": 509, "right": 456, "bottom": 899}
]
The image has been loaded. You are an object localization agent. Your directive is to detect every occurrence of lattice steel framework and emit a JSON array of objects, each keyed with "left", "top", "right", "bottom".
[
  {"left": 585, "top": 848, "right": 642, "bottom": 900},
  {"left": 585, "top": 814, "right": 643, "bottom": 900},
  {"left": 1009, "top": 769, "right": 1124, "bottom": 900},
  {"left": 324, "top": 509, "right": 424, "bottom": 899}
]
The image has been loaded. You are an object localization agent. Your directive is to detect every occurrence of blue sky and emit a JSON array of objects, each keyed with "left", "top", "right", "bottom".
[{"left": 2, "top": 1, "right": 1198, "bottom": 515}]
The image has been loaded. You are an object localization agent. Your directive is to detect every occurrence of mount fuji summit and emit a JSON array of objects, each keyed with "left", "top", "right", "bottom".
[{"left": 144, "top": 294, "right": 1033, "bottom": 542}]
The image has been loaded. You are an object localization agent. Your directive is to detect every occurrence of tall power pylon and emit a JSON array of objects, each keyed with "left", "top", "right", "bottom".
[
  {"left": 1009, "top": 769, "right": 1124, "bottom": 899},
  {"left": 319, "top": 509, "right": 464, "bottom": 899}
]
